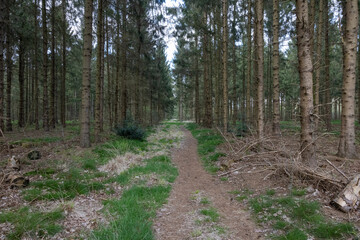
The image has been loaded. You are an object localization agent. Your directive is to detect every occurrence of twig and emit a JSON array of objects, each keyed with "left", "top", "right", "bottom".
[
  {"left": 237, "top": 151, "right": 279, "bottom": 161},
  {"left": 216, "top": 127, "right": 235, "bottom": 154},
  {"left": 324, "top": 158, "right": 350, "bottom": 182},
  {"left": 218, "top": 166, "right": 246, "bottom": 177}
]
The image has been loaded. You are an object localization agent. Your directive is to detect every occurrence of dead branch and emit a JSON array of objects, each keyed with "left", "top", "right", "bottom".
[
  {"left": 324, "top": 158, "right": 350, "bottom": 182},
  {"left": 218, "top": 166, "right": 246, "bottom": 177},
  {"left": 216, "top": 127, "right": 235, "bottom": 154}
]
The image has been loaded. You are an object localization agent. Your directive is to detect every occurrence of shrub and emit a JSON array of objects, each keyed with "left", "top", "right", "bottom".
[{"left": 114, "top": 119, "right": 146, "bottom": 141}]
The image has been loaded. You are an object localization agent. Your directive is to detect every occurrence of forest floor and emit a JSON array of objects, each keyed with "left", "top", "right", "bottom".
[{"left": 0, "top": 121, "right": 359, "bottom": 239}]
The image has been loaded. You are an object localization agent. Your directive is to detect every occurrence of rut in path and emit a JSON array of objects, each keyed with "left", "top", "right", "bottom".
[{"left": 153, "top": 128, "right": 262, "bottom": 240}]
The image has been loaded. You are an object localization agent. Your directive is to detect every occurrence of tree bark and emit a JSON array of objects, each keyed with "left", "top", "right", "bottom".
[
  {"left": 203, "top": 11, "right": 212, "bottom": 128},
  {"left": 195, "top": 34, "right": 200, "bottom": 124},
  {"left": 80, "top": 0, "right": 93, "bottom": 148},
  {"left": 5, "top": 21, "right": 12, "bottom": 132},
  {"left": 95, "top": 0, "right": 103, "bottom": 142},
  {"left": 61, "top": 0, "right": 66, "bottom": 128},
  {"left": 314, "top": 0, "right": 324, "bottom": 130},
  {"left": 18, "top": 37, "right": 25, "bottom": 128},
  {"left": 42, "top": 0, "right": 49, "bottom": 131},
  {"left": 337, "top": 0, "right": 358, "bottom": 158},
  {"left": 50, "top": 0, "right": 56, "bottom": 128},
  {"left": 296, "top": 0, "right": 316, "bottom": 165},
  {"left": 272, "top": 0, "right": 281, "bottom": 135},
  {"left": 246, "top": 0, "right": 252, "bottom": 125},
  {"left": 120, "top": 0, "right": 127, "bottom": 124},
  {"left": 0, "top": 0, "right": 5, "bottom": 131},
  {"left": 255, "top": 0, "right": 264, "bottom": 139},
  {"left": 222, "top": 0, "right": 228, "bottom": 133},
  {"left": 324, "top": 0, "right": 331, "bottom": 131}
]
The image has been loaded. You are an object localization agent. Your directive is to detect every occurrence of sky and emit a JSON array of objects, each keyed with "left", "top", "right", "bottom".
[{"left": 163, "top": 0, "right": 183, "bottom": 67}]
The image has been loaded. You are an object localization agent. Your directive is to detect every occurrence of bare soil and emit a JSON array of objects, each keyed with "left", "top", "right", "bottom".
[{"left": 154, "top": 128, "right": 263, "bottom": 240}]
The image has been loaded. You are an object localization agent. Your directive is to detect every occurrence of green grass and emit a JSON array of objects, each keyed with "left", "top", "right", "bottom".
[
  {"left": 0, "top": 207, "right": 63, "bottom": 240},
  {"left": 200, "top": 197, "right": 210, "bottom": 205},
  {"left": 186, "top": 123, "right": 224, "bottom": 174},
  {"left": 248, "top": 190, "right": 356, "bottom": 239},
  {"left": 110, "top": 155, "right": 178, "bottom": 186},
  {"left": 229, "top": 189, "right": 254, "bottom": 202},
  {"left": 22, "top": 168, "right": 104, "bottom": 201},
  {"left": 199, "top": 207, "right": 220, "bottom": 222},
  {"left": 91, "top": 186, "right": 171, "bottom": 240}
]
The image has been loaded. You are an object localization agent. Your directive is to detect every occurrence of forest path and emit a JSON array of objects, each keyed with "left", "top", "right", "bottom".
[{"left": 153, "top": 128, "right": 262, "bottom": 240}]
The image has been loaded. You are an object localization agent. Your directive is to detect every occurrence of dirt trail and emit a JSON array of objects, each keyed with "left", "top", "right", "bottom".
[{"left": 154, "top": 128, "right": 262, "bottom": 240}]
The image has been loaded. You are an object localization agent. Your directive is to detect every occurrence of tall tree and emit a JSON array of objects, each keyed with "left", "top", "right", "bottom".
[
  {"left": 272, "top": 0, "right": 281, "bottom": 135},
  {"left": 120, "top": 0, "right": 127, "bottom": 124},
  {"left": 95, "top": 0, "right": 103, "bottom": 142},
  {"left": 245, "top": 0, "right": 252, "bottom": 124},
  {"left": 42, "top": 0, "right": 49, "bottom": 131},
  {"left": 0, "top": 0, "right": 5, "bottom": 131},
  {"left": 194, "top": 35, "right": 200, "bottom": 124},
  {"left": 314, "top": 0, "right": 324, "bottom": 129},
  {"left": 50, "top": 0, "right": 56, "bottom": 128},
  {"left": 203, "top": 11, "right": 212, "bottom": 128},
  {"left": 18, "top": 37, "right": 25, "bottom": 128},
  {"left": 60, "top": 0, "right": 66, "bottom": 127},
  {"left": 337, "top": 0, "right": 358, "bottom": 158},
  {"left": 255, "top": 0, "right": 264, "bottom": 139},
  {"left": 5, "top": 0, "right": 12, "bottom": 132},
  {"left": 324, "top": 0, "right": 331, "bottom": 131},
  {"left": 296, "top": 0, "right": 315, "bottom": 165},
  {"left": 34, "top": 0, "right": 39, "bottom": 130},
  {"left": 80, "top": 0, "right": 93, "bottom": 148},
  {"left": 222, "top": 0, "right": 228, "bottom": 133}
]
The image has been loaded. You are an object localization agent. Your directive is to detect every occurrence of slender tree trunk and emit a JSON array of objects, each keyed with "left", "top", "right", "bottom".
[
  {"left": 203, "top": 11, "right": 212, "bottom": 128},
  {"left": 0, "top": 0, "right": 4, "bottom": 131},
  {"left": 106, "top": 16, "right": 112, "bottom": 127},
  {"left": 314, "top": 0, "right": 323, "bottom": 130},
  {"left": 324, "top": 0, "right": 331, "bottom": 131},
  {"left": 272, "top": 0, "right": 281, "bottom": 135},
  {"left": 296, "top": 0, "right": 316, "bottom": 165},
  {"left": 5, "top": 27, "right": 12, "bottom": 131},
  {"left": 42, "top": 0, "right": 49, "bottom": 131},
  {"left": 255, "top": 0, "right": 264, "bottom": 139},
  {"left": 222, "top": 0, "right": 228, "bottom": 133},
  {"left": 80, "top": 0, "right": 93, "bottom": 148},
  {"left": 135, "top": 0, "right": 142, "bottom": 123},
  {"left": 232, "top": 23, "right": 237, "bottom": 126},
  {"left": 337, "top": 0, "right": 358, "bottom": 158},
  {"left": 114, "top": 0, "right": 120, "bottom": 123},
  {"left": 34, "top": 0, "right": 39, "bottom": 130},
  {"left": 61, "top": 0, "right": 66, "bottom": 128},
  {"left": 49, "top": 0, "right": 55, "bottom": 128},
  {"left": 120, "top": 0, "right": 127, "bottom": 124},
  {"left": 18, "top": 37, "right": 25, "bottom": 128},
  {"left": 95, "top": 0, "right": 103, "bottom": 142},
  {"left": 246, "top": 0, "right": 252, "bottom": 125},
  {"left": 195, "top": 35, "right": 200, "bottom": 124}
]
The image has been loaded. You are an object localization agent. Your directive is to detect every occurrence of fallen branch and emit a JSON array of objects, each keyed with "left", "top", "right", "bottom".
[
  {"left": 216, "top": 127, "right": 235, "bottom": 154},
  {"left": 218, "top": 166, "right": 246, "bottom": 177},
  {"left": 324, "top": 158, "right": 350, "bottom": 182}
]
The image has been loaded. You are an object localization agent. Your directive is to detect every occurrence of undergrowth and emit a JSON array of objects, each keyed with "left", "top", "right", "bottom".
[
  {"left": 186, "top": 123, "right": 225, "bottom": 173},
  {"left": 0, "top": 207, "right": 63, "bottom": 240},
  {"left": 230, "top": 189, "right": 356, "bottom": 239}
]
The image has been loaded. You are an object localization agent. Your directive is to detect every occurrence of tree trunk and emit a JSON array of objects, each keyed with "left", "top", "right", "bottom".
[
  {"left": 296, "top": 0, "right": 316, "bottom": 165},
  {"left": 314, "top": 0, "right": 324, "bottom": 130},
  {"left": 272, "top": 0, "right": 281, "bottom": 135},
  {"left": 324, "top": 0, "right": 331, "bottom": 131},
  {"left": 80, "top": 0, "right": 93, "bottom": 148},
  {"left": 203, "top": 11, "right": 212, "bottom": 128},
  {"left": 34, "top": 0, "right": 39, "bottom": 130},
  {"left": 222, "top": 0, "right": 228, "bottom": 133},
  {"left": 61, "top": 0, "right": 66, "bottom": 128},
  {"left": 337, "top": 0, "right": 358, "bottom": 158},
  {"left": 0, "top": 0, "right": 4, "bottom": 131},
  {"left": 120, "top": 0, "right": 127, "bottom": 124},
  {"left": 195, "top": 35, "right": 200, "bottom": 124},
  {"left": 246, "top": 0, "right": 252, "bottom": 125},
  {"left": 18, "top": 37, "right": 25, "bottom": 128},
  {"left": 232, "top": 15, "right": 238, "bottom": 126},
  {"left": 95, "top": 0, "right": 103, "bottom": 142},
  {"left": 49, "top": 0, "right": 55, "bottom": 129},
  {"left": 42, "top": 0, "right": 49, "bottom": 131},
  {"left": 5, "top": 28, "right": 12, "bottom": 132},
  {"left": 255, "top": 0, "right": 264, "bottom": 139}
]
